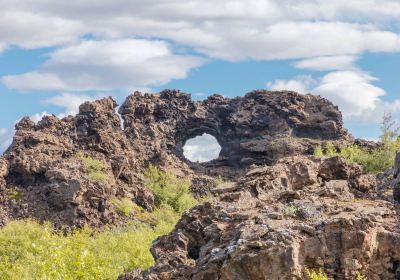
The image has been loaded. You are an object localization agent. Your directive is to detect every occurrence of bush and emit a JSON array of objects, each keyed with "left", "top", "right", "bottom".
[
  {"left": 76, "top": 152, "right": 108, "bottom": 183},
  {"left": 111, "top": 197, "right": 135, "bottom": 217},
  {"left": 305, "top": 268, "right": 328, "bottom": 280},
  {"left": 0, "top": 165, "right": 199, "bottom": 279},
  {"left": 145, "top": 165, "right": 197, "bottom": 213},
  {"left": 0, "top": 204, "right": 180, "bottom": 280},
  {"left": 283, "top": 205, "right": 299, "bottom": 217},
  {"left": 356, "top": 272, "right": 367, "bottom": 280},
  {"left": 315, "top": 113, "right": 400, "bottom": 174}
]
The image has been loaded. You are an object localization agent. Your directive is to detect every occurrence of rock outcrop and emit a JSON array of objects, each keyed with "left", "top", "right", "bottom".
[
  {"left": 120, "top": 90, "right": 351, "bottom": 177},
  {"left": 1, "top": 97, "right": 154, "bottom": 228},
  {"left": 0, "top": 90, "right": 351, "bottom": 228},
  {"left": 120, "top": 156, "right": 400, "bottom": 280},
  {"left": 0, "top": 89, "right": 399, "bottom": 279}
]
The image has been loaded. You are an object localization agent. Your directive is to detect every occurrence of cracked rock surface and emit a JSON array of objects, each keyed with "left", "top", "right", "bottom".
[{"left": 120, "top": 156, "right": 400, "bottom": 280}]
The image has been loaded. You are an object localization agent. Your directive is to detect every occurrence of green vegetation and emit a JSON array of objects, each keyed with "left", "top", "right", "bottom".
[
  {"left": 76, "top": 151, "right": 108, "bottom": 183},
  {"left": 305, "top": 268, "right": 367, "bottom": 280},
  {"left": 305, "top": 268, "right": 328, "bottom": 280},
  {"left": 283, "top": 205, "right": 299, "bottom": 217},
  {"left": 8, "top": 190, "right": 22, "bottom": 200},
  {"left": 356, "top": 272, "right": 367, "bottom": 280},
  {"left": 145, "top": 165, "right": 197, "bottom": 213},
  {"left": 0, "top": 166, "right": 198, "bottom": 280},
  {"left": 315, "top": 113, "right": 400, "bottom": 174},
  {"left": 111, "top": 197, "right": 135, "bottom": 217}
]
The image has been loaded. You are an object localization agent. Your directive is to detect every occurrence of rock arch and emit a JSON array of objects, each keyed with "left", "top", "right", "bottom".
[{"left": 119, "top": 89, "right": 351, "bottom": 175}]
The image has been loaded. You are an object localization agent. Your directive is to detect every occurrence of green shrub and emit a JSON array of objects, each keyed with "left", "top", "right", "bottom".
[
  {"left": 284, "top": 205, "right": 299, "bottom": 217},
  {"left": 0, "top": 204, "right": 179, "bottom": 280},
  {"left": 314, "top": 113, "right": 400, "bottom": 174},
  {"left": 305, "top": 268, "right": 328, "bottom": 280},
  {"left": 145, "top": 165, "right": 197, "bottom": 213},
  {"left": 356, "top": 272, "right": 367, "bottom": 280},
  {"left": 76, "top": 152, "right": 108, "bottom": 183},
  {"left": 111, "top": 197, "right": 135, "bottom": 217},
  {"left": 8, "top": 190, "right": 22, "bottom": 200},
  {"left": 314, "top": 145, "right": 324, "bottom": 157}
]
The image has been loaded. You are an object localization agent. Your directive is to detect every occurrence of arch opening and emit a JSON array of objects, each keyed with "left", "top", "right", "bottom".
[{"left": 183, "top": 133, "right": 221, "bottom": 163}]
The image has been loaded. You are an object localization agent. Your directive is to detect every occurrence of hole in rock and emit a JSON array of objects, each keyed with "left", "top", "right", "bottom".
[{"left": 183, "top": 133, "right": 221, "bottom": 163}]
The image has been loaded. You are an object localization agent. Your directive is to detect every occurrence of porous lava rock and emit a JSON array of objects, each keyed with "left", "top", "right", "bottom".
[
  {"left": 120, "top": 90, "right": 351, "bottom": 177},
  {"left": 0, "top": 90, "right": 351, "bottom": 228},
  {"left": 120, "top": 156, "right": 400, "bottom": 280},
  {"left": 1, "top": 97, "right": 154, "bottom": 228}
]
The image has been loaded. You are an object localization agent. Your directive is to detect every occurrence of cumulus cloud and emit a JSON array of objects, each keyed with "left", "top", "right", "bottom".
[
  {"left": 1, "top": 1, "right": 400, "bottom": 61},
  {"left": 267, "top": 70, "right": 397, "bottom": 121},
  {"left": 294, "top": 55, "right": 358, "bottom": 71},
  {"left": 267, "top": 75, "right": 315, "bottom": 94},
  {"left": 43, "top": 93, "right": 96, "bottom": 116},
  {"left": 183, "top": 134, "right": 221, "bottom": 163},
  {"left": 314, "top": 71, "right": 386, "bottom": 117},
  {"left": 0, "top": 10, "right": 83, "bottom": 52},
  {"left": 2, "top": 39, "right": 205, "bottom": 91}
]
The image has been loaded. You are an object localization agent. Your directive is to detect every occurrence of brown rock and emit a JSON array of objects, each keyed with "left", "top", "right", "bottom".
[{"left": 120, "top": 156, "right": 400, "bottom": 280}]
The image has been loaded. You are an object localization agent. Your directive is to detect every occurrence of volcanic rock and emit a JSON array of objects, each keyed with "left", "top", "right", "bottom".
[
  {"left": 120, "top": 156, "right": 400, "bottom": 280},
  {"left": 0, "top": 90, "right": 351, "bottom": 228}
]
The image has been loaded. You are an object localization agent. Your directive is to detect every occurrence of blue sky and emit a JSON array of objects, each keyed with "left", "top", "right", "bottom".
[{"left": 1, "top": 1, "right": 400, "bottom": 154}]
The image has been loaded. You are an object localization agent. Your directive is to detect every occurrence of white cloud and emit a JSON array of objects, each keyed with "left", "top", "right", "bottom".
[
  {"left": 267, "top": 75, "right": 316, "bottom": 94},
  {"left": 166, "top": 21, "right": 400, "bottom": 61},
  {"left": 2, "top": 39, "right": 205, "bottom": 91},
  {"left": 267, "top": 70, "right": 398, "bottom": 121},
  {"left": 0, "top": 128, "right": 12, "bottom": 152},
  {"left": 30, "top": 112, "right": 51, "bottom": 123},
  {"left": 0, "top": 1, "right": 400, "bottom": 61},
  {"left": 0, "top": 10, "right": 83, "bottom": 52},
  {"left": 183, "top": 133, "right": 221, "bottom": 163},
  {"left": 43, "top": 93, "right": 95, "bottom": 116},
  {"left": 294, "top": 55, "right": 358, "bottom": 71},
  {"left": 314, "top": 71, "right": 386, "bottom": 117},
  {"left": 2, "top": 73, "right": 67, "bottom": 92}
]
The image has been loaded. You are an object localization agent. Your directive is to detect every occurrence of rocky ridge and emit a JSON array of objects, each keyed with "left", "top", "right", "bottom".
[
  {"left": 0, "top": 90, "right": 350, "bottom": 228},
  {"left": 0, "top": 89, "right": 398, "bottom": 280}
]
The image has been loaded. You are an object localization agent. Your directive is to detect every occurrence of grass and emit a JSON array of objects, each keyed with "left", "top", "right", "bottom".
[
  {"left": 0, "top": 166, "right": 198, "bottom": 280},
  {"left": 315, "top": 113, "right": 400, "bottom": 174},
  {"left": 0, "top": 210, "right": 175, "bottom": 280},
  {"left": 76, "top": 152, "right": 108, "bottom": 183}
]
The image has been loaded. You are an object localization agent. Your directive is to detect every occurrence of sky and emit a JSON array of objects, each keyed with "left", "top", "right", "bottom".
[{"left": 1, "top": 0, "right": 400, "bottom": 158}]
